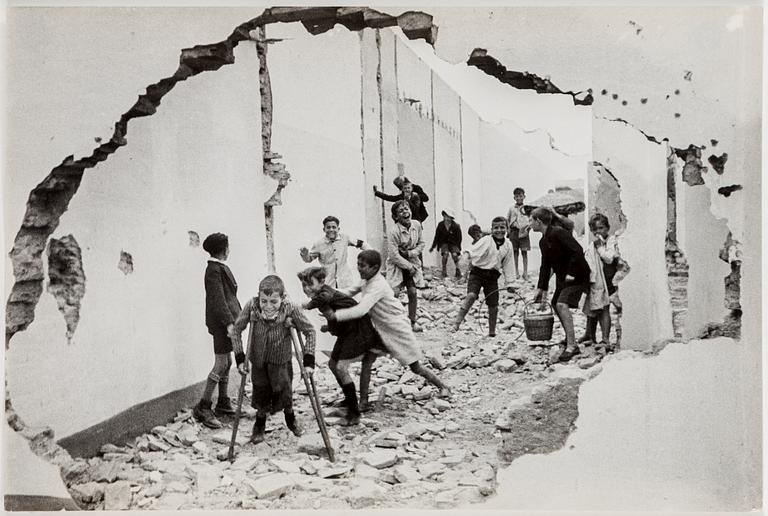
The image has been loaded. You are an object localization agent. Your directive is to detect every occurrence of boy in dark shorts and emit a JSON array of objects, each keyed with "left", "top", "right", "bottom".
[
  {"left": 530, "top": 207, "right": 591, "bottom": 362},
  {"left": 429, "top": 209, "right": 463, "bottom": 279},
  {"left": 298, "top": 266, "right": 386, "bottom": 425},
  {"left": 230, "top": 275, "right": 316, "bottom": 444},
  {"left": 193, "top": 232, "right": 243, "bottom": 429},
  {"left": 506, "top": 187, "right": 531, "bottom": 280},
  {"left": 452, "top": 217, "right": 515, "bottom": 337}
]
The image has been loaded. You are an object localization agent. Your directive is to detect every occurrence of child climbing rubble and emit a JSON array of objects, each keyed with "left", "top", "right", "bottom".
[
  {"left": 229, "top": 275, "right": 316, "bottom": 444},
  {"left": 452, "top": 217, "right": 516, "bottom": 337},
  {"left": 580, "top": 213, "right": 628, "bottom": 352},
  {"left": 323, "top": 250, "right": 451, "bottom": 406},
  {"left": 385, "top": 200, "right": 426, "bottom": 332},
  {"left": 192, "top": 232, "right": 244, "bottom": 430},
  {"left": 297, "top": 266, "right": 386, "bottom": 425}
]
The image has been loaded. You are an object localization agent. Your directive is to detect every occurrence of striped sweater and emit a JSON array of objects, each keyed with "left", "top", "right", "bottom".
[{"left": 232, "top": 297, "right": 316, "bottom": 368}]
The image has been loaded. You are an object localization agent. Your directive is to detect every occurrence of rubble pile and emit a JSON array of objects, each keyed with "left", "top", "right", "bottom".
[{"left": 64, "top": 270, "right": 616, "bottom": 510}]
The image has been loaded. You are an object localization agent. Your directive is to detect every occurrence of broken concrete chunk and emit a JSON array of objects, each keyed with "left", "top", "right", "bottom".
[
  {"left": 245, "top": 473, "right": 294, "bottom": 500},
  {"left": 401, "top": 384, "right": 420, "bottom": 397},
  {"left": 417, "top": 461, "right": 446, "bottom": 478},
  {"left": 353, "top": 462, "right": 381, "bottom": 479},
  {"left": 433, "top": 399, "right": 452, "bottom": 412},
  {"left": 229, "top": 455, "right": 259, "bottom": 472},
  {"left": 70, "top": 482, "right": 105, "bottom": 503},
  {"left": 92, "top": 460, "right": 122, "bottom": 483},
  {"left": 147, "top": 434, "right": 170, "bottom": 452},
  {"left": 413, "top": 388, "right": 432, "bottom": 401},
  {"left": 300, "top": 461, "right": 318, "bottom": 476},
  {"left": 446, "top": 349, "right": 473, "bottom": 369},
  {"left": 103, "top": 481, "right": 132, "bottom": 510},
  {"left": 427, "top": 353, "right": 447, "bottom": 370},
  {"left": 361, "top": 449, "right": 398, "bottom": 469},
  {"left": 400, "top": 422, "right": 428, "bottom": 438},
  {"left": 297, "top": 433, "right": 333, "bottom": 457},
  {"left": 270, "top": 458, "right": 301, "bottom": 474},
  {"left": 317, "top": 464, "right": 352, "bottom": 478},
  {"left": 495, "top": 359, "right": 518, "bottom": 372},
  {"left": 439, "top": 448, "right": 468, "bottom": 465},
  {"left": 191, "top": 464, "right": 221, "bottom": 494},
  {"left": 345, "top": 479, "right": 386, "bottom": 509},
  {"left": 393, "top": 464, "right": 423, "bottom": 483},
  {"left": 191, "top": 441, "right": 208, "bottom": 454}
]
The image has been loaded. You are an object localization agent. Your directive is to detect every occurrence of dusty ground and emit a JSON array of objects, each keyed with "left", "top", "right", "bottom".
[{"left": 63, "top": 268, "right": 617, "bottom": 510}]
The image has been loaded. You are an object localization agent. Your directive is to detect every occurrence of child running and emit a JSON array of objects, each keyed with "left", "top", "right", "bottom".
[
  {"left": 230, "top": 275, "right": 316, "bottom": 444},
  {"left": 324, "top": 250, "right": 451, "bottom": 405},
  {"left": 580, "top": 213, "right": 623, "bottom": 352},
  {"left": 452, "top": 217, "right": 516, "bottom": 337},
  {"left": 297, "top": 266, "right": 386, "bottom": 425}
]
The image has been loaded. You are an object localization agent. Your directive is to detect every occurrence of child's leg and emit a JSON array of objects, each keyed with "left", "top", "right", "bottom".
[
  {"left": 513, "top": 248, "right": 520, "bottom": 277},
  {"left": 409, "top": 361, "right": 450, "bottom": 396},
  {"left": 579, "top": 316, "right": 598, "bottom": 343},
  {"left": 451, "top": 251, "right": 462, "bottom": 278},
  {"left": 598, "top": 306, "right": 611, "bottom": 343},
  {"left": 521, "top": 250, "right": 528, "bottom": 278},
  {"left": 214, "top": 354, "right": 236, "bottom": 415},
  {"left": 483, "top": 276, "right": 500, "bottom": 337},
  {"left": 554, "top": 302, "right": 576, "bottom": 349},
  {"left": 335, "top": 359, "right": 360, "bottom": 423},
  {"left": 249, "top": 367, "right": 269, "bottom": 443},
  {"left": 453, "top": 293, "right": 477, "bottom": 329},
  {"left": 359, "top": 352, "right": 377, "bottom": 410},
  {"left": 441, "top": 251, "right": 449, "bottom": 276},
  {"left": 406, "top": 285, "right": 418, "bottom": 325}
]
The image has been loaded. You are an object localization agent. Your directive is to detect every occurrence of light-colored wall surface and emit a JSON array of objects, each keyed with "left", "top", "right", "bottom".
[
  {"left": 593, "top": 117, "right": 674, "bottom": 350},
  {"left": 6, "top": 9, "right": 266, "bottom": 438}
]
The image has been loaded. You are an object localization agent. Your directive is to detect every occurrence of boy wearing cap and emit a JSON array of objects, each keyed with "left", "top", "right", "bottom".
[{"left": 429, "top": 209, "right": 463, "bottom": 279}]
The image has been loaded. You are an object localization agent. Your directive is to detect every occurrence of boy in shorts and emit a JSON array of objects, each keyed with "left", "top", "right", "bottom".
[
  {"left": 429, "top": 209, "right": 463, "bottom": 279},
  {"left": 452, "top": 217, "right": 515, "bottom": 337},
  {"left": 506, "top": 187, "right": 531, "bottom": 280}
]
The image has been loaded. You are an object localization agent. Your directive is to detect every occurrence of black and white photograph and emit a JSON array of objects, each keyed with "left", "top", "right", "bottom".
[{"left": 2, "top": 2, "right": 763, "bottom": 513}]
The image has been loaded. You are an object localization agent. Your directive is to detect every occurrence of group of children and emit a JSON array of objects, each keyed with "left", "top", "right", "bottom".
[{"left": 192, "top": 181, "right": 624, "bottom": 442}]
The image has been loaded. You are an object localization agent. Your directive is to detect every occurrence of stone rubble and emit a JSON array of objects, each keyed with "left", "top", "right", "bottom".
[{"left": 64, "top": 269, "right": 619, "bottom": 510}]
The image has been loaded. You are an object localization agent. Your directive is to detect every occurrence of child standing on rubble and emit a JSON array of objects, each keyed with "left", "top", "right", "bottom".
[
  {"left": 580, "top": 213, "right": 625, "bottom": 352},
  {"left": 452, "top": 217, "right": 516, "bottom": 337},
  {"left": 323, "top": 250, "right": 451, "bottom": 407},
  {"left": 230, "top": 275, "right": 316, "bottom": 444},
  {"left": 506, "top": 187, "right": 531, "bottom": 281},
  {"left": 193, "top": 232, "right": 243, "bottom": 430},
  {"left": 429, "top": 209, "right": 463, "bottom": 280},
  {"left": 299, "top": 215, "right": 368, "bottom": 289},
  {"left": 297, "top": 266, "right": 386, "bottom": 425},
  {"left": 386, "top": 200, "right": 426, "bottom": 332}
]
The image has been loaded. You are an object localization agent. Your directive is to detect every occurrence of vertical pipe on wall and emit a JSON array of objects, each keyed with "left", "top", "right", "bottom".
[{"left": 256, "top": 25, "right": 276, "bottom": 273}]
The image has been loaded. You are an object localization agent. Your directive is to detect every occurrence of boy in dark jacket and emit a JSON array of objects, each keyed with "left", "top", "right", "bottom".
[
  {"left": 530, "top": 207, "right": 591, "bottom": 362},
  {"left": 429, "top": 209, "right": 463, "bottom": 279},
  {"left": 373, "top": 178, "right": 430, "bottom": 223},
  {"left": 194, "top": 233, "right": 243, "bottom": 429}
]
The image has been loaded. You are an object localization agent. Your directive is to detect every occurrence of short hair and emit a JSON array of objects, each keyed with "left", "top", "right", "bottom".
[
  {"left": 322, "top": 215, "right": 340, "bottom": 227},
  {"left": 259, "top": 275, "right": 285, "bottom": 296},
  {"left": 391, "top": 200, "right": 410, "bottom": 221},
  {"left": 513, "top": 187, "right": 525, "bottom": 195},
  {"left": 468, "top": 224, "right": 482, "bottom": 236},
  {"left": 530, "top": 207, "right": 553, "bottom": 225},
  {"left": 202, "top": 233, "right": 228, "bottom": 256},
  {"left": 358, "top": 249, "right": 382, "bottom": 270},
  {"left": 589, "top": 212, "right": 610, "bottom": 230},
  {"left": 297, "top": 266, "right": 326, "bottom": 284},
  {"left": 491, "top": 216, "right": 508, "bottom": 226},
  {"left": 393, "top": 176, "right": 405, "bottom": 188}
]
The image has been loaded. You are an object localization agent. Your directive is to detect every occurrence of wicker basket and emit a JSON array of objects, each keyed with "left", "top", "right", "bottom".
[{"left": 523, "top": 302, "right": 554, "bottom": 341}]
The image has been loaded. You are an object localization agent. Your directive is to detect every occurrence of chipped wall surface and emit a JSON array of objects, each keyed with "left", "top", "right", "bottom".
[
  {"left": 6, "top": 9, "right": 266, "bottom": 438},
  {"left": 592, "top": 117, "right": 673, "bottom": 350},
  {"left": 483, "top": 339, "right": 760, "bottom": 511}
]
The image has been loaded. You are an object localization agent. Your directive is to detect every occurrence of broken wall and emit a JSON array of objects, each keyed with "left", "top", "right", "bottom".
[
  {"left": 592, "top": 117, "right": 674, "bottom": 350},
  {"left": 6, "top": 8, "right": 267, "bottom": 440}
]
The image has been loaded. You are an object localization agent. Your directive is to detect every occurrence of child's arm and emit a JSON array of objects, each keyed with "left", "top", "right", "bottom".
[
  {"left": 288, "top": 304, "right": 316, "bottom": 371},
  {"left": 299, "top": 241, "right": 321, "bottom": 263},
  {"left": 410, "top": 223, "right": 426, "bottom": 257},
  {"left": 338, "top": 282, "right": 363, "bottom": 297},
  {"left": 500, "top": 244, "right": 516, "bottom": 288},
  {"left": 429, "top": 225, "right": 441, "bottom": 252},
  {"left": 373, "top": 186, "right": 402, "bottom": 202},
  {"left": 206, "top": 267, "right": 237, "bottom": 330},
  {"left": 387, "top": 228, "right": 416, "bottom": 271},
  {"left": 230, "top": 298, "right": 254, "bottom": 367},
  {"left": 333, "top": 283, "right": 385, "bottom": 322},
  {"left": 466, "top": 235, "right": 490, "bottom": 263}
]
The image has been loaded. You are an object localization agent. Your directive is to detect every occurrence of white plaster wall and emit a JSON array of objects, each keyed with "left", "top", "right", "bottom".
[
  {"left": 459, "top": 101, "right": 483, "bottom": 231},
  {"left": 6, "top": 9, "right": 266, "bottom": 438},
  {"left": 592, "top": 117, "right": 673, "bottom": 350}
]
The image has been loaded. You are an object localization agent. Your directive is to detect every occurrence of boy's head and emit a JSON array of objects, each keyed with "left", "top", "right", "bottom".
[
  {"left": 401, "top": 181, "right": 414, "bottom": 197},
  {"left": 357, "top": 250, "right": 382, "bottom": 280},
  {"left": 391, "top": 200, "right": 412, "bottom": 223},
  {"left": 588, "top": 213, "right": 610, "bottom": 239},
  {"left": 468, "top": 224, "right": 483, "bottom": 242},
  {"left": 297, "top": 267, "right": 326, "bottom": 298},
  {"left": 530, "top": 207, "right": 553, "bottom": 232},
  {"left": 393, "top": 176, "right": 410, "bottom": 190},
  {"left": 322, "top": 216, "right": 340, "bottom": 240},
  {"left": 202, "top": 233, "right": 229, "bottom": 259},
  {"left": 513, "top": 187, "right": 525, "bottom": 205},
  {"left": 491, "top": 216, "right": 508, "bottom": 240},
  {"left": 258, "top": 275, "right": 285, "bottom": 319},
  {"left": 441, "top": 209, "right": 455, "bottom": 224}
]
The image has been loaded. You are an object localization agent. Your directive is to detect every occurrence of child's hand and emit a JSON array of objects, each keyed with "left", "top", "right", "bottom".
[
  {"left": 372, "top": 185, "right": 379, "bottom": 194},
  {"left": 304, "top": 366, "right": 314, "bottom": 376},
  {"left": 238, "top": 363, "right": 248, "bottom": 376},
  {"left": 320, "top": 324, "right": 329, "bottom": 333},
  {"left": 299, "top": 247, "right": 310, "bottom": 260},
  {"left": 226, "top": 324, "right": 235, "bottom": 338}
]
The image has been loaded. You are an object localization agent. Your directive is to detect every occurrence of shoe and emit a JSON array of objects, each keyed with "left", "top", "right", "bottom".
[
  {"left": 214, "top": 397, "right": 237, "bottom": 416},
  {"left": 488, "top": 332, "right": 497, "bottom": 338},
  {"left": 558, "top": 346, "right": 582, "bottom": 363},
  {"left": 193, "top": 400, "right": 223, "bottom": 429},
  {"left": 344, "top": 412, "right": 361, "bottom": 426},
  {"left": 285, "top": 411, "right": 304, "bottom": 437},
  {"left": 250, "top": 416, "right": 266, "bottom": 444},
  {"left": 411, "top": 322, "right": 424, "bottom": 333}
]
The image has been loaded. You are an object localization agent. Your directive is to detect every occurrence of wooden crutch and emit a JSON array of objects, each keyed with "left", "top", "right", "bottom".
[
  {"left": 227, "top": 311, "right": 254, "bottom": 462},
  {"left": 289, "top": 326, "right": 335, "bottom": 462}
]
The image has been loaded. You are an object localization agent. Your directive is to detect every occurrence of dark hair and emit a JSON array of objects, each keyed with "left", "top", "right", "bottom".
[
  {"left": 259, "top": 275, "right": 285, "bottom": 296},
  {"left": 391, "top": 200, "right": 410, "bottom": 221},
  {"left": 297, "top": 266, "right": 326, "bottom": 284},
  {"left": 468, "top": 224, "right": 482, "bottom": 236},
  {"left": 513, "top": 187, "right": 525, "bottom": 196},
  {"left": 530, "top": 207, "right": 553, "bottom": 225},
  {"left": 358, "top": 249, "right": 382, "bottom": 270},
  {"left": 491, "top": 216, "right": 508, "bottom": 226},
  {"left": 202, "top": 232, "right": 228, "bottom": 256},
  {"left": 322, "top": 216, "right": 340, "bottom": 227},
  {"left": 589, "top": 213, "right": 610, "bottom": 230}
]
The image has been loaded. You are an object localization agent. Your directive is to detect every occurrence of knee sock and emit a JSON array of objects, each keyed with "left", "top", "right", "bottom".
[
  {"left": 341, "top": 382, "right": 360, "bottom": 416},
  {"left": 202, "top": 372, "right": 219, "bottom": 402},
  {"left": 218, "top": 375, "right": 229, "bottom": 400},
  {"left": 488, "top": 305, "right": 499, "bottom": 335}
]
